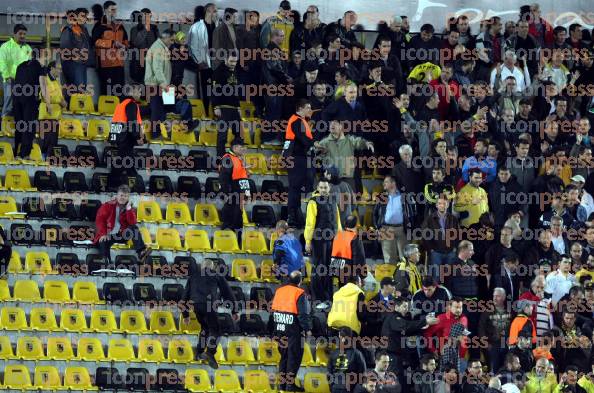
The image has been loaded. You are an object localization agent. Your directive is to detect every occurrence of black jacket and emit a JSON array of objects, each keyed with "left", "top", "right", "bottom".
[
  {"left": 181, "top": 261, "right": 237, "bottom": 317},
  {"left": 382, "top": 311, "right": 428, "bottom": 358},
  {"left": 325, "top": 19, "right": 359, "bottom": 48},
  {"left": 488, "top": 177, "right": 526, "bottom": 228},
  {"left": 261, "top": 42, "right": 290, "bottom": 85},
  {"left": 328, "top": 347, "right": 367, "bottom": 393},
  {"left": 211, "top": 64, "right": 240, "bottom": 108},
  {"left": 489, "top": 265, "right": 521, "bottom": 302},
  {"left": 13, "top": 59, "right": 43, "bottom": 103}
]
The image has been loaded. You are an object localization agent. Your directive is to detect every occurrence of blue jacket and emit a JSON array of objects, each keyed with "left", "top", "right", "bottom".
[
  {"left": 272, "top": 234, "right": 304, "bottom": 275},
  {"left": 462, "top": 155, "right": 497, "bottom": 183}
]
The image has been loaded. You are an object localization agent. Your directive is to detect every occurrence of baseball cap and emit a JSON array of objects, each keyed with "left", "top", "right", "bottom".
[
  {"left": 571, "top": 174, "right": 586, "bottom": 183},
  {"left": 280, "top": 1, "right": 291, "bottom": 10}
]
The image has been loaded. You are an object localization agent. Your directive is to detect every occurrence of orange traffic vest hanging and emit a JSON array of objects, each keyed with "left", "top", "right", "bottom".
[{"left": 285, "top": 114, "right": 313, "bottom": 140}]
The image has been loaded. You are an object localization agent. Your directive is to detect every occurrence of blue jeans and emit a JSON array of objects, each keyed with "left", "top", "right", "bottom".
[
  {"left": 62, "top": 60, "right": 87, "bottom": 92},
  {"left": 429, "top": 250, "right": 457, "bottom": 280}
]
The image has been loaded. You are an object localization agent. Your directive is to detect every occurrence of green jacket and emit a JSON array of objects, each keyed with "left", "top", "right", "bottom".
[
  {"left": 522, "top": 371, "right": 557, "bottom": 393},
  {"left": 144, "top": 38, "right": 171, "bottom": 87},
  {"left": 0, "top": 38, "right": 32, "bottom": 80},
  {"left": 578, "top": 376, "right": 594, "bottom": 393},
  {"left": 318, "top": 134, "right": 369, "bottom": 179}
]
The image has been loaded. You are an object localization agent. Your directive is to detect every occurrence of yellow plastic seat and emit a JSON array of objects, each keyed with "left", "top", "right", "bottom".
[
  {"left": 0, "top": 280, "right": 11, "bottom": 301},
  {"left": 156, "top": 228, "right": 183, "bottom": 250},
  {"left": 214, "top": 343, "right": 227, "bottom": 364},
  {"left": 60, "top": 309, "right": 89, "bottom": 332},
  {"left": 242, "top": 230, "right": 269, "bottom": 254},
  {"left": 90, "top": 310, "right": 118, "bottom": 333},
  {"left": 259, "top": 259, "right": 279, "bottom": 283},
  {"left": 171, "top": 123, "right": 198, "bottom": 145},
  {"left": 231, "top": 259, "right": 259, "bottom": 282},
  {"left": 244, "top": 153, "right": 268, "bottom": 175},
  {"left": 179, "top": 312, "right": 201, "bottom": 334},
  {"left": 244, "top": 370, "right": 274, "bottom": 393},
  {"left": 77, "top": 337, "right": 105, "bottom": 361},
  {"left": 7, "top": 250, "right": 26, "bottom": 273},
  {"left": 47, "top": 337, "right": 75, "bottom": 361},
  {"left": 64, "top": 367, "right": 97, "bottom": 390},
  {"left": 149, "top": 311, "right": 177, "bottom": 334},
  {"left": 138, "top": 338, "right": 165, "bottom": 363},
  {"left": 28, "top": 143, "right": 44, "bottom": 165},
  {"left": 0, "top": 307, "right": 27, "bottom": 330},
  {"left": 167, "top": 339, "right": 194, "bottom": 363},
  {"left": 243, "top": 208, "right": 255, "bottom": 227},
  {"left": 198, "top": 128, "right": 217, "bottom": 146},
  {"left": 2, "top": 365, "right": 32, "bottom": 389},
  {"left": 0, "top": 336, "right": 15, "bottom": 359},
  {"left": 59, "top": 118, "right": 84, "bottom": 139},
  {"left": 214, "top": 369, "right": 242, "bottom": 392},
  {"left": 304, "top": 373, "right": 330, "bottom": 393},
  {"left": 239, "top": 100, "right": 258, "bottom": 121},
  {"left": 25, "top": 251, "right": 54, "bottom": 274},
  {"left": 257, "top": 339, "right": 280, "bottom": 365},
  {"left": 166, "top": 202, "right": 193, "bottom": 224},
  {"left": 1, "top": 116, "right": 16, "bottom": 137},
  {"left": 137, "top": 200, "right": 164, "bottom": 223},
  {"left": 13, "top": 280, "right": 41, "bottom": 302},
  {"left": 194, "top": 203, "right": 221, "bottom": 225},
  {"left": 69, "top": 94, "right": 94, "bottom": 114},
  {"left": 189, "top": 98, "right": 209, "bottom": 119},
  {"left": 184, "top": 229, "right": 212, "bottom": 252},
  {"left": 0, "top": 196, "right": 20, "bottom": 218},
  {"left": 43, "top": 280, "right": 71, "bottom": 303},
  {"left": 0, "top": 142, "right": 14, "bottom": 163},
  {"left": 374, "top": 263, "right": 397, "bottom": 282},
  {"left": 185, "top": 369, "right": 212, "bottom": 392},
  {"left": 302, "top": 342, "right": 315, "bottom": 366},
  {"left": 5, "top": 169, "right": 36, "bottom": 191},
  {"left": 16, "top": 336, "right": 45, "bottom": 360},
  {"left": 97, "top": 95, "right": 120, "bottom": 115},
  {"left": 227, "top": 339, "right": 255, "bottom": 365},
  {"left": 86, "top": 118, "right": 110, "bottom": 140},
  {"left": 139, "top": 227, "right": 155, "bottom": 248},
  {"left": 30, "top": 307, "right": 59, "bottom": 331},
  {"left": 107, "top": 338, "right": 135, "bottom": 362},
  {"left": 72, "top": 281, "right": 102, "bottom": 304},
  {"left": 33, "top": 365, "right": 62, "bottom": 390},
  {"left": 269, "top": 154, "right": 287, "bottom": 175},
  {"left": 315, "top": 342, "right": 332, "bottom": 367},
  {"left": 120, "top": 310, "right": 148, "bottom": 334},
  {"left": 213, "top": 230, "right": 240, "bottom": 253}
]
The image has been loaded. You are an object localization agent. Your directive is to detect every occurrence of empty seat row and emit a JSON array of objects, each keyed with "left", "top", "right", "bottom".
[
  {"left": 0, "top": 280, "right": 101, "bottom": 303},
  {"left": 0, "top": 307, "right": 192, "bottom": 334},
  {"left": 1, "top": 364, "right": 96, "bottom": 390}
]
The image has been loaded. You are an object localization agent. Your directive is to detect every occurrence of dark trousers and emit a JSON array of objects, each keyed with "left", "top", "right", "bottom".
[
  {"left": 109, "top": 149, "right": 137, "bottom": 189},
  {"left": 13, "top": 98, "right": 38, "bottom": 158},
  {"left": 278, "top": 334, "right": 304, "bottom": 390},
  {"left": 0, "top": 244, "right": 12, "bottom": 275},
  {"left": 197, "top": 68, "right": 213, "bottom": 110},
  {"left": 195, "top": 308, "right": 220, "bottom": 356},
  {"left": 287, "top": 156, "right": 308, "bottom": 226},
  {"left": 97, "top": 225, "right": 145, "bottom": 264},
  {"left": 62, "top": 60, "right": 87, "bottom": 95},
  {"left": 311, "top": 238, "right": 333, "bottom": 303},
  {"left": 216, "top": 107, "right": 242, "bottom": 160},
  {"left": 98, "top": 66, "right": 125, "bottom": 97},
  {"left": 263, "top": 95, "right": 283, "bottom": 142},
  {"left": 238, "top": 63, "right": 262, "bottom": 116},
  {"left": 39, "top": 120, "right": 59, "bottom": 159},
  {"left": 221, "top": 192, "right": 243, "bottom": 231}
]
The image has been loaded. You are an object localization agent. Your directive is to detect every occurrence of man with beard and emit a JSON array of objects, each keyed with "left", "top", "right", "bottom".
[
  {"left": 552, "top": 311, "right": 591, "bottom": 373},
  {"left": 545, "top": 255, "right": 576, "bottom": 305},
  {"left": 478, "top": 287, "right": 512, "bottom": 373},
  {"left": 523, "top": 230, "right": 560, "bottom": 287},
  {"left": 488, "top": 166, "right": 525, "bottom": 229},
  {"left": 428, "top": 62, "right": 460, "bottom": 121},
  {"left": 485, "top": 226, "right": 523, "bottom": 279},
  {"left": 371, "top": 351, "right": 400, "bottom": 393},
  {"left": 405, "top": 23, "right": 441, "bottom": 69},
  {"left": 524, "top": 358, "right": 557, "bottom": 393},
  {"left": 490, "top": 254, "right": 521, "bottom": 302},
  {"left": 576, "top": 252, "right": 594, "bottom": 282},
  {"left": 508, "top": 138, "right": 536, "bottom": 194},
  {"left": 421, "top": 196, "right": 459, "bottom": 279},
  {"left": 461, "top": 359, "right": 488, "bottom": 393},
  {"left": 455, "top": 169, "right": 489, "bottom": 227},
  {"left": 462, "top": 138, "right": 497, "bottom": 184},
  {"left": 411, "top": 277, "right": 452, "bottom": 318}
]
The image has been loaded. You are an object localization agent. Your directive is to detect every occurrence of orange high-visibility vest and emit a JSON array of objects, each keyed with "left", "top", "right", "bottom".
[
  {"left": 111, "top": 99, "right": 142, "bottom": 124},
  {"left": 271, "top": 285, "right": 305, "bottom": 314},
  {"left": 221, "top": 153, "right": 248, "bottom": 180},
  {"left": 285, "top": 114, "right": 313, "bottom": 140},
  {"left": 331, "top": 230, "right": 358, "bottom": 260}
]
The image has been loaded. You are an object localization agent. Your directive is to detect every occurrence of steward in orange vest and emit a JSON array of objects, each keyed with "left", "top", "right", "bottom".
[
  {"left": 270, "top": 271, "right": 312, "bottom": 392},
  {"left": 219, "top": 137, "right": 250, "bottom": 230},
  {"left": 330, "top": 215, "right": 367, "bottom": 285}
]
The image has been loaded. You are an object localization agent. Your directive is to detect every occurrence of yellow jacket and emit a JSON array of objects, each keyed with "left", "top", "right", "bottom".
[
  {"left": 578, "top": 376, "right": 594, "bottom": 393},
  {"left": 454, "top": 183, "right": 489, "bottom": 227},
  {"left": 39, "top": 75, "right": 65, "bottom": 120},
  {"left": 304, "top": 192, "right": 342, "bottom": 246},
  {"left": 522, "top": 371, "right": 557, "bottom": 393},
  {"left": 327, "top": 282, "right": 364, "bottom": 334}
]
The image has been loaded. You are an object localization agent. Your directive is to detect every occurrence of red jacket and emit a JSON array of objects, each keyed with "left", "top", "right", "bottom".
[
  {"left": 93, "top": 200, "right": 137, "bottom": 243},
  {"left": 424, "top": 311, "right": 469, "bottom": 357},
  {"left": 529, "top": 19, "right": 554, "bottom": 47},
  {"left": 519, "top": 290, "right": 541, "bottom": 331},
  {"left": 429, "top": 78, "right": 460, "bottom": 121}
]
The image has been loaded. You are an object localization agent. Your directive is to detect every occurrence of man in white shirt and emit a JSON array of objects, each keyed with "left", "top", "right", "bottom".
[
  {"left": 549, "top": 215, "right": 567, "bottom": 255},
  {"left": 545, "top": 255, "right": 575, "bottom": 305},
  {"left": 491, "top": 50, "right": 530, "bottom": 92}
]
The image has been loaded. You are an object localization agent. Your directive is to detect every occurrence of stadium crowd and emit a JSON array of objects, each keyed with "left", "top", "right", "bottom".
[{"left": 2, "top": 0, "right": 594, "bottom": 392}]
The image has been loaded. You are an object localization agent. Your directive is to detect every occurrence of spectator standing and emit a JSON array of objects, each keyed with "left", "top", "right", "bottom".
[
  {"left": 325, "top": 11, "right": 359, "bottom": 49},
  {"left": 188, "top": 3, "right": 218, "bottom": 110},
  {"left": 394, "top": 244, "right": 423, "bottom": 298},
  {"left": 38, "top": 61, "right": 67, "bottom": 159},
  {"left": 212, "top": 8, "right": 238, "bottom": 70},
  {"left": 219, "top": 138, "right": 250, "bottom": 234},
  {"left": 545, "top": 255, "right": 576, "bottom": 305},
  {"left": 478, "top": 287, "right": 512, "bottom": 373},
  {"left": 364, "top": 278, "right": 396, "bottom": 339},
  {"left": 327, "top": 276, "right": 366, "bottom": 334},
  {"left": 421, "top": 196, "right": 460, "bottom": 279},
  {"left": 508, "top": 299, "right": 536, "bottom": 347},
  {"left": 128, "top": 8, "right": 159, "bottom": 84},
  {"left": 272, "top": 220, "right": 304, "bottom": 280},
  {"left": 328, "top": 327, "right": 367, "bottom": 393},
  {"left": 0, "top": 24, "right": 31, "bottom": 118},
  {"left": 411, "top": 277, "right": 452, "bottom": 318},
  {"left": 91, "top": 1, "right": 128, "bottom": 96},
  {"left": 424, "top": 298, "right": 469, "bottom": 366},
  {"left": 260, "top": 1, "right": 293, "bottom": 53},
  {"left": 331, "top": 215, "right": 367, "bottom": 286},
  {"left": 461, "top": 359, "right": 488, "bottom": 393},
  {"left": 454, "top": 168, "right": 489, "bottom": 227},
  {"left": 60, "top": 8, "right": 91, "bottom": 94}
]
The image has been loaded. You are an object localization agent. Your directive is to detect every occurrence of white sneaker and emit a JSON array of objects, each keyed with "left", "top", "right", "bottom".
[{"left": 315, "top": 301, "right": 331, "bottom": 310}]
